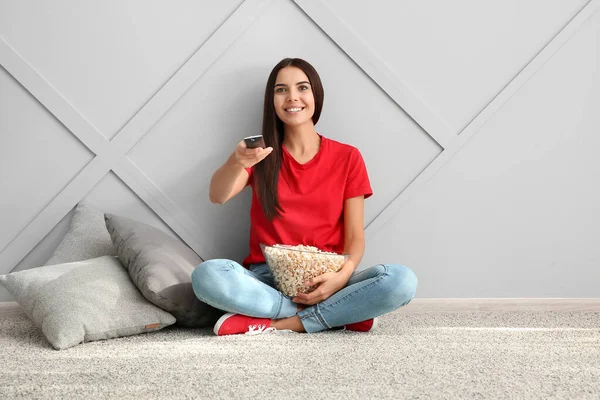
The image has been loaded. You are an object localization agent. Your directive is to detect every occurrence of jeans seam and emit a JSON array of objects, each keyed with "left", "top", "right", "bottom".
[
  {"left": 273, "top": 293, "right": 284, "bottom": 319},
  {"left": 313, "top": 304, "right": 331, "bottom": 330},
  {"left": 299, "top": 309, "right": 328, "bottom": 331}
]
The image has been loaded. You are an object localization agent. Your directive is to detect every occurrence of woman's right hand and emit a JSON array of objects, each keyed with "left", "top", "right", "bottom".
[{"left": 234, "top": 140, "right": 273, "bottom": 169}]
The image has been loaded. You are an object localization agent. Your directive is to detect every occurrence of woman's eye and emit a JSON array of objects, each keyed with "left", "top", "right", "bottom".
[
  {"left": 275, "top": 87, "right": 286, "bottom": 93},
  {"left": 299, "top": 85, "right": 310, "bottom": 91}
]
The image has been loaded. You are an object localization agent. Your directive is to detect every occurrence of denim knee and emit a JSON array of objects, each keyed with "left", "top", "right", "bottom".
[
  {"left": 381, "top": 264, "right": 418, "bottom": 309},
  {"left": 191, "top": 259, "right": 229, "bottom": 299}
]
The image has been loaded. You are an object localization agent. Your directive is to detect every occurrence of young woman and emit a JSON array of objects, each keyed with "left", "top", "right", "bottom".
[{"left": 192, "top": 58, "right": 417, "bottom": 335}]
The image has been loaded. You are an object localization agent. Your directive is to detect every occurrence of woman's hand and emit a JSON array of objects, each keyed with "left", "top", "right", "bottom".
[
  {"left": 234, "top": 140, "right": 273, "bottom": 169},
  {"left": 292, "top": 271, "right": 350, "bottom": 306}
]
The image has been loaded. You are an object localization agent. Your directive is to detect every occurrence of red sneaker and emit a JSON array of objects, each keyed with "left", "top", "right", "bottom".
[
  {"left": 213, "top": 313, "right": 283, "bottom": 336},
  {"left": 343, "top": 318, "right": 378, "bottom": 332}
]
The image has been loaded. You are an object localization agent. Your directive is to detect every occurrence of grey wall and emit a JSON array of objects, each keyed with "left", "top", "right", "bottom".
[{"left": 1, "top": 0, "right": 599, "bottom": 299}]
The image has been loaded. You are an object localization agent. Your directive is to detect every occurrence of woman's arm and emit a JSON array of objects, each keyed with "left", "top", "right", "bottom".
[
  {"left": 209, "top": 141, "right": 273, "bottom": 204},
  {"left": 338, "top": 195, "right": 366, "bottom": 279},
  {"left": 209, "top": 152, "right": 249, "bottom": 204}
]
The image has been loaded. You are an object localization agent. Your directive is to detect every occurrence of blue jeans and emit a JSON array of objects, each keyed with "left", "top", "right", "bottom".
[{"left": 191, "top": 260, "right": 418, "bottom": 333}]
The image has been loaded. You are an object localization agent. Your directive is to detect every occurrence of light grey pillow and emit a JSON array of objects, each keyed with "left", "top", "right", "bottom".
[
  {"left": 0, "top": 256, "right": 176, "bottom": 350},
  {"left": 104, "top": 214, "right": 222, "bottom": 328},
  {"left": 46, "top": 201, "right": 116, "bottom": 265}
]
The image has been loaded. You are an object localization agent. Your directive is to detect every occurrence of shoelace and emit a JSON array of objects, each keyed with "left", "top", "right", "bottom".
[{"left": 245, "top": 324, "right": 293, "bottom": 335}]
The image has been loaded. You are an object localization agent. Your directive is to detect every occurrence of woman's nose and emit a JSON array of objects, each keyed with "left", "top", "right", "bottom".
[{"left": 286, "top": 88, "right": 299, "bottom": 101}]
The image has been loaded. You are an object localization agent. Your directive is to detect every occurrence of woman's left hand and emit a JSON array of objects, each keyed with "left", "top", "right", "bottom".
[{"left": 292, "top": 271, "right": 350, "bottom": 306}]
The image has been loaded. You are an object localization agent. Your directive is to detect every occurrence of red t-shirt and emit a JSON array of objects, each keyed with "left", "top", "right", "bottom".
[{"left": 242, "top": 135, "right": 373, "bottom": 267}]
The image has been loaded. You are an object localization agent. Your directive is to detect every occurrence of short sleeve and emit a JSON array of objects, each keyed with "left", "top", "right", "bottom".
[
  {"left": 244, "top": 166, "right": 253, "bottom": 187},
  {"left": 344, "top": 148, "right": 373, "bottom": 200}
]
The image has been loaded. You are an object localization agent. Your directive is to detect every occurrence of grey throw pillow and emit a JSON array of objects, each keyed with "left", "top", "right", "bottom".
[
  {"left": 104, "top": 214, "right": 222, "bottom": 328},
  {"left": 0, "top": 256, "right": 176, "bottom": 350},
  {"left": 46, "top": 201, "right": 116, "bottom": 265}
]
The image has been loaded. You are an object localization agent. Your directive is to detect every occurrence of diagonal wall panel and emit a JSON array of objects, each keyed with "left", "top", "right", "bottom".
[
  {"left": 363, "top": 0, "right": 598, "bottom": 240},
  {"left": 0, "top": 64, "right": 94, "bottom": 253},
  {"left": 362, "top": 9, "right": 600, "bottom": 296},
  {"left": 0, "top": 0, "right": 275, "bottom": 273},
  {"left": 0, "top": 0, "right": 246, "bottom": 140},
  {"left": 322, "top": 0, "right": 591, "bottom": 135}
]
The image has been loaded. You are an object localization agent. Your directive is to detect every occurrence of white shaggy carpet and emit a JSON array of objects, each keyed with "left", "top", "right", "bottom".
[{"left": 1, "top": 301, "right": 599, "bottom": 399}]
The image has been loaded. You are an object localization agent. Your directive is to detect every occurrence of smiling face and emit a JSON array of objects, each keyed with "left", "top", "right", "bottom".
[{"left": 273, "top": 66, "right": 315, "bottom": 128}]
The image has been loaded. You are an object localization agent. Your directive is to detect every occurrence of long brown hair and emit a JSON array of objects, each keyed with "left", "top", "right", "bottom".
[{"left": 254, "top": 58, "right": 324, "bottom": 220}]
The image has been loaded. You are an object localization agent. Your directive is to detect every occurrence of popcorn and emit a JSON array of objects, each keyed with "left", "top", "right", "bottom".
[{"left": 261, "top": 244, "right": 348, "bottom": 297}]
